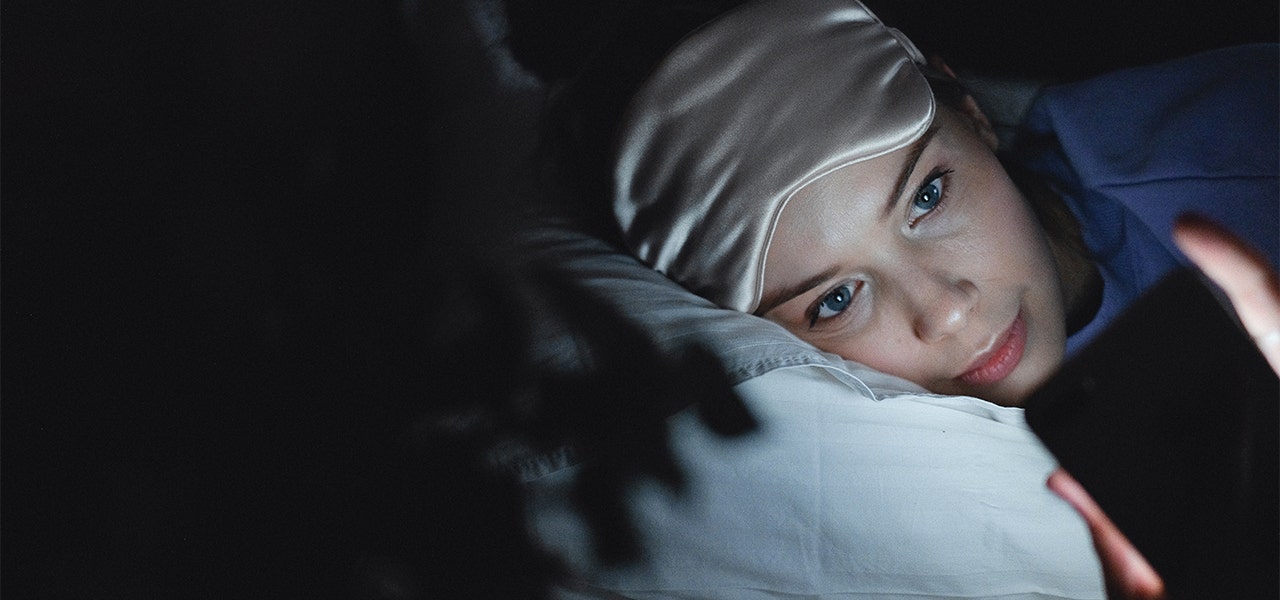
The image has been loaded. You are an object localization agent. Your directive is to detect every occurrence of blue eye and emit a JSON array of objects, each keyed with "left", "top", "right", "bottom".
[
  {"left": 914, "top": 179, "right": 942, "bottom": 210},
  {"left": 810, "top": 283, "right": 858, "bottom": 327},
  {"left": 908, "top": 169, "right": 953, "bottom": 226}
]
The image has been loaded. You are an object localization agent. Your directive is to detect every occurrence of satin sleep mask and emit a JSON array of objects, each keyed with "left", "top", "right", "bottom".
[{"left": 613, "top": 0, "right": 935, "bottom": 313}]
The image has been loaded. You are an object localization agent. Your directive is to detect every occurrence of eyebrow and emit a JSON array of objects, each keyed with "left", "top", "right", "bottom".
[
  {"left": 754, "top": 265, "right": 841, "bottom": 317},
  {"left": 882, "top": 124, "right": 941, "bottom": 219},
  {"left": 754, "top": 125, "right": 941, "bottom": 318}
]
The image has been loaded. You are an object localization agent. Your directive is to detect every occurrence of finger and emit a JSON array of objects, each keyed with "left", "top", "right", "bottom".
[
  {"left": 1173, "top": 215, "right": 1280, "bottom": 374},
  {"left": 1047, "top": 470, "right": 1166, "bottom": 600}
]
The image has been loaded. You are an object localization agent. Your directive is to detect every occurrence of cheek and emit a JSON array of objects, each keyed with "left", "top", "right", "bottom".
[
  {"left": 962, "top": 177, "right": 1057, "bottom": 279},
  {"left": 810, "top": 325, "right": 929, "bottom": 380},
  {"left": 981, "top": 190, "right": 1069, "bottom": 395}
]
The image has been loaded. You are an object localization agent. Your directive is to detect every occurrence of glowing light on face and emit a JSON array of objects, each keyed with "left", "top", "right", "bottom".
[{"left": 759, "top": 107, "right": 1068, "bottom": 406}]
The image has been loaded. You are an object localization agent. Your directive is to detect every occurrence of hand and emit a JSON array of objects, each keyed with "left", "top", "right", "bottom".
[
  {"left": 1047, "top": 469, "right": 1166, "bottom": 599},
  {"left": 1173, "top": 214, "right": 1280, "bottom": 373},
  {"left": 1049, "top": 214, "right": 1279, "bottom": 599}
]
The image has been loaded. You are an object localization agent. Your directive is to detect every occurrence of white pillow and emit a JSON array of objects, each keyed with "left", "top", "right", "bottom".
[
  {"left": 519, "top": 220, "right": 1104, "bottom": 599},
  {"left": 518, "top": 218, "right": 924, "bottom": 394}
]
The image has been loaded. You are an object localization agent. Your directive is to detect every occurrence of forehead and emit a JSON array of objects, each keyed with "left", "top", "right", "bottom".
[
  {"left": 761, "top": 109, "right": 975, "bottom": 289},
  {"left": 793, "top": 141, "right": 913, "bottom": 210},
  {"left": 770, "top": 175, "right": 891, "bottom": 279},
  {"left": 779, "top": 153, "right": 902, "bottom": 248},
  {"left": 610, "top": 0, "right": 937, "bottom": 313},
  {"left": 777, "top": 107, "right": 971, "bottom": 233}
]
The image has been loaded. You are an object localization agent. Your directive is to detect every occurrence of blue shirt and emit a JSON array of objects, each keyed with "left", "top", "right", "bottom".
[{"left": 1013, "top": 44, "right": 1279, "bottom": 355}]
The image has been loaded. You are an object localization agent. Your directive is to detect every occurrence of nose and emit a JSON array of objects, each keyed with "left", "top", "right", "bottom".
[{"left": 909, "top": 276, "right": 977, "bottom": 343}]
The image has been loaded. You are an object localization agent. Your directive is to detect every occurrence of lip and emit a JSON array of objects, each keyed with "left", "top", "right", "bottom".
[{"left": 957, "top": 312, "right": 1027, "bottom": 387}]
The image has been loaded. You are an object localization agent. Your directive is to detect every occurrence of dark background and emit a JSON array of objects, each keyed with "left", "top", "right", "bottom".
[{"left": 4, "top": 0, "right": 1275, "bottom": 597}]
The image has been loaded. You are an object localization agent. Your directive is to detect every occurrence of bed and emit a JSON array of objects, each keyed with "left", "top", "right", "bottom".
[{"left": 516, "top": 220, "right": 1104, "bottom": 599}]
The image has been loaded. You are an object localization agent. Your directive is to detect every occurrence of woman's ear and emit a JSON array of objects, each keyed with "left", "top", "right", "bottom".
[{"left": 928, "top": 56, "right": 1000, "bottom": 150}]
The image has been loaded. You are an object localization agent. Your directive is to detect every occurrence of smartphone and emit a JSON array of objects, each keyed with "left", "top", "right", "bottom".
[{"left": 1024, "top": 267, "right": 1278, "bottom": 598}]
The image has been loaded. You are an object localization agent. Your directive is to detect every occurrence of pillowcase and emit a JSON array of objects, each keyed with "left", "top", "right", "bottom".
[
  {"left": 518, "top": 218, "right": 925, "bottom": 395},
  {"left": 529, "top": 366, "right": 1105, "bottom": 599},
  {"left": 518, "top": 219, "right": 1104, "bottom": 599}
]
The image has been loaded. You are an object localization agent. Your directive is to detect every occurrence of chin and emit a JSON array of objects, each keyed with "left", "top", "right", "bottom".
[
  {"left": 940, "top": 363, "right": 1052, "bottom": 407},
  {"left": 923, "top": 344, "right": 1063, "bottom": 406},
  {"left": 988, "top": 386, "right": 1030, "bottom": 408},
  {"left": 953, "top": 383, "right": 1024, "bottom": 407},
  {"left": 993, "top": 360, "right": 1060, "bottom": 407},
  {"left": 927, "top": 380, "right": 1022, "bottom": 407}
]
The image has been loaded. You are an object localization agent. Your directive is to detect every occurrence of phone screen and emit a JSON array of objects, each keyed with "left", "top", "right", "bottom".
[{"left": 1024, "top": 268, "right": 1278, "bottom": 598}]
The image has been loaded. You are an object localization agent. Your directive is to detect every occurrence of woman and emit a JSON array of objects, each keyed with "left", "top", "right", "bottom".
[
  {"left": 528, "top": 0, "right": 1278, "bottom": 596},
  {"left": 605, "top": 0, "right": 1277, "bottom": 407},
  {"left": 563, "top": 0, "right": 1280, "bottom": 593}
]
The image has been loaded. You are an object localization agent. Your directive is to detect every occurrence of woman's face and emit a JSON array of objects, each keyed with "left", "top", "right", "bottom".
[{"left": 758, "top": 105, "right": 1066, "bottom": 406}]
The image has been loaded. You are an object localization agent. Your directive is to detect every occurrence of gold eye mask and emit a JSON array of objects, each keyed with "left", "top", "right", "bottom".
[{"left": 613, "top": 0, "right": 935, "bottom": 313}]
